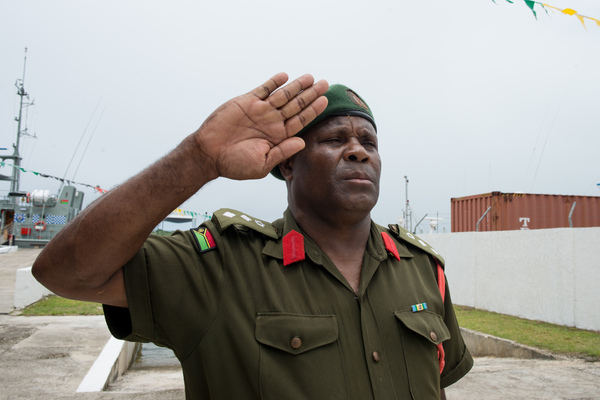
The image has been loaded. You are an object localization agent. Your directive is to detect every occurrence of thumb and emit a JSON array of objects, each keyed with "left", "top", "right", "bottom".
[{"left": 264, "top": 137, "right": 305, "bottom": 172}]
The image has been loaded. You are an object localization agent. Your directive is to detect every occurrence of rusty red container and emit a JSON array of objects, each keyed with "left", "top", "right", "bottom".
[{"left": 451, "top": 192, "right": 600, "bottom": 232}]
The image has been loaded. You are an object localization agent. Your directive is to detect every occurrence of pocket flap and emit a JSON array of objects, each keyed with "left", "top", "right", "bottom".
[
  {"left": 255, "top": 313, "right": 338, "bottom": 355},
  {"left": 394, "top": 310, "right": 451, "bottom": 345}
]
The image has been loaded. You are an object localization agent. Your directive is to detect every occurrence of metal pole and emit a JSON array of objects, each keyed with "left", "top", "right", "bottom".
[
  {"left": 568, "top": 202, "right": 577, "bottom": 228},
  {"left": 404, "top": 176, "right": 408, "bottom": 230},
  {"left": 413, "top": 214, "right": 428, "bottom": 234},
  {"left": 476, "top": 206, "right": 491, "bottom": 232}
]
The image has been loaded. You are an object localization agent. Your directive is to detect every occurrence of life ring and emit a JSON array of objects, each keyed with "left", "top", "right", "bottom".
[
  {"left": 26, "top": 193, "right": 31, "bottom": 203},
  {"left": 34, "top": 221, "right": 46, "bottom": 232}
]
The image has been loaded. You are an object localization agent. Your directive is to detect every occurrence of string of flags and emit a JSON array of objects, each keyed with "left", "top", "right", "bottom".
[
  {"left": 172, "top": 208, "right": 212, "bottom": 220},
  {"left": 0, "top": 161, "right": 210, "bottom": 220},
  {"left": 493, "top": 0, "right": 600, "bottom": 29},
  {"left": 0, "top": 161, "right": 108, "bottom": 194}
]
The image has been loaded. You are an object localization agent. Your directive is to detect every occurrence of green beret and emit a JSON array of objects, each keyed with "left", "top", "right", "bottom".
[{"left": 271, "top": 83, "right": 376, "bottom": 180}]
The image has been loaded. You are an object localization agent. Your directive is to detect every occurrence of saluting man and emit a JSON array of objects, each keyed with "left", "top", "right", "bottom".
[{"left": 33, "top": 73, "right": 472, "bottom": 400}]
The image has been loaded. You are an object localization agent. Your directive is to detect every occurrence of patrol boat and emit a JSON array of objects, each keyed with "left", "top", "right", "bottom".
[{"left": 0, "top": 49, "right": 85, "bottom": 248}]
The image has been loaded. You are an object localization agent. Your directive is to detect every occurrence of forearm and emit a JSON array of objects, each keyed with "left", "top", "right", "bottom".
[{"left": 32, "top": 133, "right": 214, "bottom": 302}]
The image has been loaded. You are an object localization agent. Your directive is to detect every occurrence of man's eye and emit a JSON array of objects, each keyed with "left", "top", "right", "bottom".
[{"left": 363, "top": 141, "right": 377, "bottom": 148}]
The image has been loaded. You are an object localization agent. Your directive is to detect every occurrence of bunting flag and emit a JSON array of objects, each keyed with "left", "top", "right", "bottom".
[
  {"left": 494, "top": 0, "right": 600, "bottom": 29},
  {"left": 0, "top": 161, "right": 108, "bottom": 194},
  {"left": 172, "top": 208, "right": 212, "bottom": 221}
]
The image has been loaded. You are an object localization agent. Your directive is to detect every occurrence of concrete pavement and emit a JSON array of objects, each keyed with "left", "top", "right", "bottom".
[
  {"left": 447, "top": 357, "right": 600, "bottom": 399},
  {"left": 0, "top": 315, "right": 184, "bottom": 399}
]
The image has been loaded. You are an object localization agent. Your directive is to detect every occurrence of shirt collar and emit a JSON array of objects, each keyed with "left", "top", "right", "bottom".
[{"left": 263, "top": 208, "right": 414, "bottom": 265}]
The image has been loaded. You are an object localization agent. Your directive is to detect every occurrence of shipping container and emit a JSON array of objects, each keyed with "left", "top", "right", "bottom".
[{"left": 451, "top": 192, "right": 600, "bottom": 232}]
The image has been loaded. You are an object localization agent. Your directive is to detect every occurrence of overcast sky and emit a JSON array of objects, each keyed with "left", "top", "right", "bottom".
[{"left": 1, "top": 0, "right": 599, "bottom": 233}]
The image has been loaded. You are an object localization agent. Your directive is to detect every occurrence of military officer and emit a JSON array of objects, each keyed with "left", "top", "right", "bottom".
[{"left": 33, "top": 73, "right": 472, "bottom": 399}]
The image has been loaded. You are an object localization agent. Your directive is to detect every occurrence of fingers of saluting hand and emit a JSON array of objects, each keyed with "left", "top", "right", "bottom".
[
  {"left": 252, "top": 72, "right": 290, "bottom": 100},
  {"left": 264, "top": 74, "right": 315, "bottom": 109},
  {"left": 281, "top": 80, "right": 328, "bottom": 136},
  {"left": 251, "top": 73, "right": 329, "bottom": 134}
]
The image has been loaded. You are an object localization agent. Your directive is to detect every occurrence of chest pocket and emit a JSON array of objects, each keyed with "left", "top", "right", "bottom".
[
  {"left": 394, "top": 310, "right": 450, "bottom": 345},
  {"left": 394, "top": 310, "right": 451, "bottom": 399},
  {"left": 255, "top": 313, "right": 348, "bottom": 400}
]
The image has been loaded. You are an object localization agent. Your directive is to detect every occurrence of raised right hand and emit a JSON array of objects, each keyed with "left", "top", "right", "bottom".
[{"left": 193, "top": 73, "right": 329, "bottom": 181}]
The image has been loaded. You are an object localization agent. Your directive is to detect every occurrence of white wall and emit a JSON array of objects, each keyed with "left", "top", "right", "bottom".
[{"left": 424, "top": 227, "right": 600, "bottom": 332}]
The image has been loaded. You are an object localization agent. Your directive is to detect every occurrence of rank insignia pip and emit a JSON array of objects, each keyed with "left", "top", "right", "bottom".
[{"left": 191, "top": 227, "right": 217, "bottom": 253}]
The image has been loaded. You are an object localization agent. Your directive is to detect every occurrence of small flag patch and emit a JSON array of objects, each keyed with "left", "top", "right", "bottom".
[
  {"left": 191, "top": 227, "right": 216, "bottom": 253},
  {"left": 411, "top": 303, "right": 428, "bottom": 312}
]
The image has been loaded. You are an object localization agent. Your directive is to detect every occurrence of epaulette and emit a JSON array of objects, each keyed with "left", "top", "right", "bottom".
[
  {"left": 210, "top": 208, "right": 278, "bottom": 240},
  {"left": 387, "top": 224, "right": 445, "bottom": 267}
]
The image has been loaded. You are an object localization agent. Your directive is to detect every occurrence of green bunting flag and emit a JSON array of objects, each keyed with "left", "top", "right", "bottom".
[{"left": 524, "top": 0, "right": 537, "bottom": 18}]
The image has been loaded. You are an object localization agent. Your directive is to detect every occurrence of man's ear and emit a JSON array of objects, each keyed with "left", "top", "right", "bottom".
[{"left": 279, "top": 157, "right": 293, "bottom": 182}]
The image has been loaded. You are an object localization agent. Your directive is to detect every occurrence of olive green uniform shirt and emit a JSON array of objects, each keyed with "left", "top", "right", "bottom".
[{"left": 104, "top": 208, "right": 473, "bottom": 399}]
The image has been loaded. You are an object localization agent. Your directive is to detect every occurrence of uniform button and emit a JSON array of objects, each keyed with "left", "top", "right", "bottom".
[
  {"left": 291, "top": 337, "right": 302, "bottom": 349},
  {"left": 372, "top": 351, "right": 380, "bottom": 362},
  {"left": 430, "top": 331, "right": 438, "bottom": 342}
]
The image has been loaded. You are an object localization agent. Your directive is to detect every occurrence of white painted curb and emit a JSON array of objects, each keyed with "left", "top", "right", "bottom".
[
  {"left": 0, "top": 245, "right": 18, "bottom": 254},
  {"left": 77, "top": 337, "right": 140, "bottom": 392},
  {"left": 14, "top": 266, "right": 52, "bottom": 309}
]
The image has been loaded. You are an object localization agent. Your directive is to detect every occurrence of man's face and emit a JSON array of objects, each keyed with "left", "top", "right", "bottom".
[{"left": 284, "top": 116, "right": 381, "bottom": 219}]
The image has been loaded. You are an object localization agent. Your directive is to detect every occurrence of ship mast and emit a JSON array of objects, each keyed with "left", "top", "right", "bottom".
[{"left": 9, "top": 47, "right": 34, "bottom": 196}]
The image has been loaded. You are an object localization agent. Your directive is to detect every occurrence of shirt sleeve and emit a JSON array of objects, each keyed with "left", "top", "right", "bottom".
[
  {"left": 103, "top": 226, "right": 224, "bottom": 358},
  {"left": 439, "top": 275, "right": 474, "bottom": 388}
]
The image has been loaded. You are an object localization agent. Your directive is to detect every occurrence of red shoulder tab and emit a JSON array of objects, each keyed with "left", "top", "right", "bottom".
[
  {"left": 283, "top": 230, "right": 305, "bottom": 266},
  {"left": 381, "top": 232, "right": 400, "bottom": 261}
]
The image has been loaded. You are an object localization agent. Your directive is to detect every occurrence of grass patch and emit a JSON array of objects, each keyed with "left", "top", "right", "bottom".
[
  {"left": 455, "top": 305, "right": 600, "bottom": 360},
  {"left": 20, "top": 295, "right": 103, "bottom": 316}
]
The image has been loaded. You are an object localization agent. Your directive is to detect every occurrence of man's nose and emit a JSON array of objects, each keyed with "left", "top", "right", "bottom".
[{"left": 344, "top": 139, "right": 369, "bottom": 162}]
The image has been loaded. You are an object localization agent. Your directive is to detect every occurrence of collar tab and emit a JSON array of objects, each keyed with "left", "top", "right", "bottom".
[
  {"left": 381, "top": 232, "right": 401, "bottom": 261},
  {"left": 283, "top": 230, "right": 305, "bottom": 266}
]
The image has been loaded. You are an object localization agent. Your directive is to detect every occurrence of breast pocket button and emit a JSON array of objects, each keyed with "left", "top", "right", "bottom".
[{"left": 291, "top": 337, "right": 302, "bottom": 349}]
